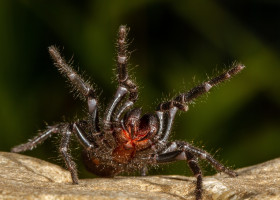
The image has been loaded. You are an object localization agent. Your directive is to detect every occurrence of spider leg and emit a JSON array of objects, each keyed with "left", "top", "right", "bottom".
[
  {"left": 48, "top": 46, "right": 100, "bottom": 133},
  {"left": 156, "top": 141, "right": 237, "bottom": 177},
  {"left": 104, "top": 25, "right": 138, "bottom": 130},
  {"left": 155, "top": 111, "right": 164, "bottom": 137},
  {"left": 153, "top": 141, "right": 236, "bottom": 200},
  {"left": 159, "top": 63, "right": 245, "bottom": 112},
  {"left": 11, "top": 125, "right": 60, "bottom": 153},
  {"left": 184, "top": 143, "right": 237, "bottom": 177},
  {"left": 11, "top": 123, "right": 81, "bottom": 184},
  {"left": 153, "top": 150, "right": 203, "bottom": 200},
  {"left": 72, "top": 122, "right": 98, "bottom": 149},
  {"left": 116, "top": 25, "right": 138, "bottom": 102},
  {"left": 59, "top": 125, "right": 78, "bottom": 184},
  {"left": 155, "top": 63, "right": 245, "bottom": 144},
  {"left": 158, "top": 107, "right": 179, "bottom": 145},
  {"left": 186, "top": 152, "right": 203, "bottom": 200},
  {"left": 104, "top": 86, "right": 129, "bottom": 131},
  {"left": 72, "top": 122, "right": 113, "bottom": 159}
]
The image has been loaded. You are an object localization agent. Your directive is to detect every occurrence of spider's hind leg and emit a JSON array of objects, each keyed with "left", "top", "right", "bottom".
[
  {"left": 152, "top": 141, "right": 237, "bottom": 200},
  {"left": 11, "top": 125, "right": 61, "bottom": 153},
  {"left": 155, "top": 141, "right": 237, "bottom": 177},
  {"left": 11, "top": 123, "right": 89, "bottom": 184},
  {"left": 184, "top": 143, "right": 237, "bottom": 177}
]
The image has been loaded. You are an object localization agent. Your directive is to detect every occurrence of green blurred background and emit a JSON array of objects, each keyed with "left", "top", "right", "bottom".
[{"left": 0, "top": 0, "right": 279, "bottom": 178}]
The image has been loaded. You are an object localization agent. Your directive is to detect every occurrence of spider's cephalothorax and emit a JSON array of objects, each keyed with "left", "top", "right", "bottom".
[{"left": 12, "top": 25, "right": 244, "bottom": 200}]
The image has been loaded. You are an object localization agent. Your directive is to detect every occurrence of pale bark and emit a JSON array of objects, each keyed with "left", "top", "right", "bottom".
[{"left": 0, "top": 152, "right": 279, "bottom": 200}]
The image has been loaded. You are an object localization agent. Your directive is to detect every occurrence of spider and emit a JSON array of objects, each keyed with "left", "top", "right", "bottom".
[{"left": 11, "top": 25, "right": 244, "bottom": 200}]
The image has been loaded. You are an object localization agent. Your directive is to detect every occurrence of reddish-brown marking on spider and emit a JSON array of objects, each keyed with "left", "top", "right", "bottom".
[{"left": 113, "top": 109, "right": 158, "bottom": 163}]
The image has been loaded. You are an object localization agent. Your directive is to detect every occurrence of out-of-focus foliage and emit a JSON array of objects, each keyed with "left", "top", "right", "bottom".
[{"left": 0, "top": 0, "right": 279, "bottom": 178}]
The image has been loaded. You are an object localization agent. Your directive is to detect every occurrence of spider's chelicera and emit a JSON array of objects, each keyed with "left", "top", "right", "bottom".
[{"left": 12, "top": 25, "right": 244, "bottom": 200}]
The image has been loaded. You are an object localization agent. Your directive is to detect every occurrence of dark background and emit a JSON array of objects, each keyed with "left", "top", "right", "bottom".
[{"left": 1, "top": 0, "right": 279, "bottom": 178}]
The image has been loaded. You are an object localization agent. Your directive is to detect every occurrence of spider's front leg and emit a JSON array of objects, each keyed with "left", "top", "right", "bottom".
[
  {"left": 104, "top": 25, "right": 139, "bottom": 131},
  {"left": 154, "top": 63, "right": 245, "bottom": 146},
  {"left": 48, "top": 46, "right": 100, "bottom": 133},
  {"left": 159, "top": 63, "right": 245, "bottom": 112},
  {"left": 152, "top": 141, "right": 237, "bottom": 200}
]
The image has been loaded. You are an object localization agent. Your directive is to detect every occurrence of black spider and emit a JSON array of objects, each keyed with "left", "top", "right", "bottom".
[{"left": 11, "top": 25, "right": 244, "bottom": 200}]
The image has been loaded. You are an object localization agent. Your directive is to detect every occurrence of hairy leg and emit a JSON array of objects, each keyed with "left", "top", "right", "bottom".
[
  {"left": 152, "top": 150, "right": 203, "bottom": 200},
  {"left": 156, "top": 141, "right": 237, "bottom": 177},
  {"left": 152, "top": 141, "right": 236, "bottom": 200},
  {"left": 159, "top": 63, "right": 245, "bottom": 112},
  {"left": 48, "top": 46, "right": 100, "bottom": 133},
  {"left": 184, "top": 143, "right": 237, "bottom": 177},
  {"left": 154, "top": 63, "right": 245, "bottom": 144},
  {"left": 186, "top": 152, "right": 203, "bottom": 200},
  {"left": 104, "top": 25, "right": 139, "bottom": 131},
  {"left": 59, "top": 125, "right": 78, "bottom": 184},
  {"left": 11, "top": 125, "right": 60, "bottom": 153}
]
